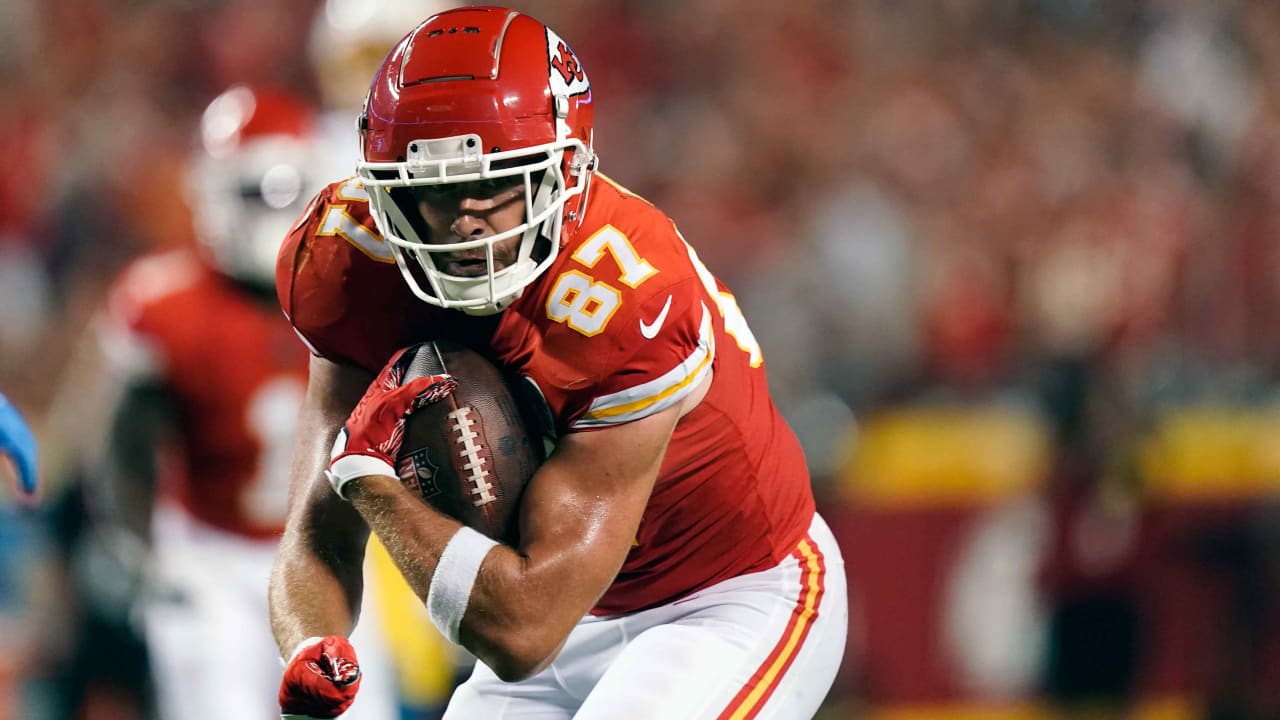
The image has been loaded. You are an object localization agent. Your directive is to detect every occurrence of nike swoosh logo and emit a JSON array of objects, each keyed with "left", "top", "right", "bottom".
[{"left": 639, "top": 295, "right": 673, "bottom": 339}]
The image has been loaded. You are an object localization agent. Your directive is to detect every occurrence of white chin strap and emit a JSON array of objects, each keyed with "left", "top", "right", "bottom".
[{"left": 436, "top": 258, "right": 538, "bottom": 316}]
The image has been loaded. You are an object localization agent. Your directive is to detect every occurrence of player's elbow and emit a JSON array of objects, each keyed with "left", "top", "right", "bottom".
[
  {"left": 468, "top": 627, "right": 565, "bottom": 682},
  {"left": 488, "top": 653, "right": 548, "bottom": 683}
]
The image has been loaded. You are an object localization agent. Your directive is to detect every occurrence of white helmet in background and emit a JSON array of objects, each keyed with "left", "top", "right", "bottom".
[
  {"left": 189, "top": 85, "right": 320, "bottom": 289},
  {"left": 308, "top": 0, "right": 463, "bottom": 113}
]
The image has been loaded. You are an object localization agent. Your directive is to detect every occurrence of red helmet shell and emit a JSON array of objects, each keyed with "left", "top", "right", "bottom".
[{"left": 361, "top": 6, "right": 593, "bottom": 163}]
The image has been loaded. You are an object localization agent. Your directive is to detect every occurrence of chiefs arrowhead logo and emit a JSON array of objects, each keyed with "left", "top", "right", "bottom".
[{"left": 545, "top": 29, "right": 589, "bottom": 98}]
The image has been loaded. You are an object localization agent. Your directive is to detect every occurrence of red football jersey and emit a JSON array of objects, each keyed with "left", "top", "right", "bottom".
[
  {"left": 101, "top": 250, "right": 309, "bottom": 538},
  {"left": 278, "top": 175, "right": 816, "bottom": 613}
]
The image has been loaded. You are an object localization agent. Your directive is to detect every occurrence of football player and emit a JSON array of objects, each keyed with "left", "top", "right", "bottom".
[
  {"left": 271, "top": 7, "right": 847, "bottom": 719},
  {"left": 93, "top": 85, "right": 397, "bottom": 720},
  {"left": 308, "top": 0, "right": 462, "bottom": 187}
]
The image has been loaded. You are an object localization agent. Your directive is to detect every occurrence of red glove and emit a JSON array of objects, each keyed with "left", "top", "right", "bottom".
[
  {"left": 326, "top": 345, "right": 456, "bottom": 499},
  {"left": 279, "top": 635, "right": 362, "bottom": 718}
]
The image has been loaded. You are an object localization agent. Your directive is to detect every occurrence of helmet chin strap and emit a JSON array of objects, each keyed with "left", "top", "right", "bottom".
[
  {"left": 445, "top": 258, "right": 538, "bottom": 316},
  {"left": 561, "top": 147, "right": 596, "bottom": 240}
]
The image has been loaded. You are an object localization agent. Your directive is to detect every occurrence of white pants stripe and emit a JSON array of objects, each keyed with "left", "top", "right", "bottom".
[{"left": 713, "top": 532, "right": 829, "bottom": 719}]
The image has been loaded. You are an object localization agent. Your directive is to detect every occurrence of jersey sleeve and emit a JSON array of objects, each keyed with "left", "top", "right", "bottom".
[
  {"left": 275, "top": 182, "right": 348, "bottom": 360},
  {"left": 567, "top": 277, "right": 714, "bottom": 430},
  {"left": 533, "top": 188, "right": 720, "bottom": 433}
]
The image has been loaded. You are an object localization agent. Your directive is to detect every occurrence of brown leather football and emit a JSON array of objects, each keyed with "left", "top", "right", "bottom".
[{"left": 394, "top": 339, "right": 542, "bottom": 544}]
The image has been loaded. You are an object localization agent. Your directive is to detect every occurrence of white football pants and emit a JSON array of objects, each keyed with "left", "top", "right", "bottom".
[
  {"left": 443, "top": 512, "right": 847, "bottom": 719},
  {"left": 144, "top": 504, "right": 398, "bottom": 720}
]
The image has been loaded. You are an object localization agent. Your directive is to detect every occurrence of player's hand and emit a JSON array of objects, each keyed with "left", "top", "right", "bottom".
[
  {"left": 0, "top": 393, "right": 38, "bottom": 499},
  {"left": 326, "top": 346, "right": 456, "bottom": 499},
  {"left": 279, "top": 635, "right": 363, "bottom": 719}
]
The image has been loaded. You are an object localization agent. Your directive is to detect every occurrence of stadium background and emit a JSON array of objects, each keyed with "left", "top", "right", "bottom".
[{"left": 2, "top": 0, "right": 1280, "bottom": 718}]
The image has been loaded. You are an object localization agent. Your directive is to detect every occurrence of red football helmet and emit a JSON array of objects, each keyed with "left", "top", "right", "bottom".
[
  {"left": 357, "top": 6, "right": 596, "bottom": 315},
  {"left": 189, "top": 85, "right": 320, "bottom": 288}
]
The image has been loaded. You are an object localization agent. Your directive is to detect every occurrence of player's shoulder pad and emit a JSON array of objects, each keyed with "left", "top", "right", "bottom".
[
  {"left": 277, "top": 178, "right": 393, "bottom": 316},
  {"left": 100, "top": 250, "right": 202, "bottom": 379},
  {"left": 106, "top": 249, "right": 203, "bottom": 328},
  {"left": 278, "top": 177, "right": 387, "bottom": 272},
  {"left": 546, "top": 176, "right": 713, "bottom": 368},
  {"left": 277, "top": 178, "right": 407, "bottom": 364},
  {"left": 551, "top": 181, "right": 717, "bottom": 429}
]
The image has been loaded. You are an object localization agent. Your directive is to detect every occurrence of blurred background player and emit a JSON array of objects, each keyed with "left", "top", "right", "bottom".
[
  {"left": 309, "top": 0, "right": 462, "bottom": 183},
  {"left": 83, "top": 84, "right": 397, "bottom": 720}
]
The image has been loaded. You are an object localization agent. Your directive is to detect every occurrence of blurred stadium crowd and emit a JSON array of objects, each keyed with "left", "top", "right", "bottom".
[{"left": 3, "top": 0, "right": 1280, "bottom": 718}]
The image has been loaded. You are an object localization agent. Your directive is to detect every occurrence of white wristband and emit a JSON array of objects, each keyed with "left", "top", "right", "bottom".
[{"left": 427, "top": 526, "right": 499, "bottom": 644}]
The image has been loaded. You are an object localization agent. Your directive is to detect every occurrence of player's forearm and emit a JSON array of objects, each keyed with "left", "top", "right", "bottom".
[
  {"left": 269, "top": 547, "right": 360, "bottom": 656},
  {"left": 268, "top": 498, "right": 370, "bottom": 658},
  {"left": 462, "top": 539, "right": 600, "bottom": 680},
  {"left": 103, "top": 381, "right": 172, "bottom": 544},
  {"left": 346, "top": 475, "right": 592, "bottom": 680},
  {"left": 346, "top": 474, "right": 463, "bottom": 597}
]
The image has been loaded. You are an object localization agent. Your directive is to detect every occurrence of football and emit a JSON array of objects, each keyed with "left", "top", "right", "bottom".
[{"left": 394, "top": 339, "right": 542, "bottom": 544}]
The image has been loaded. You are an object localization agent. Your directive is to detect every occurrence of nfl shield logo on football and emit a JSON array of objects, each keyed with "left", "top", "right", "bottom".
[{"left": 398, "top": 448, "right": 442, "bottom": 499}]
